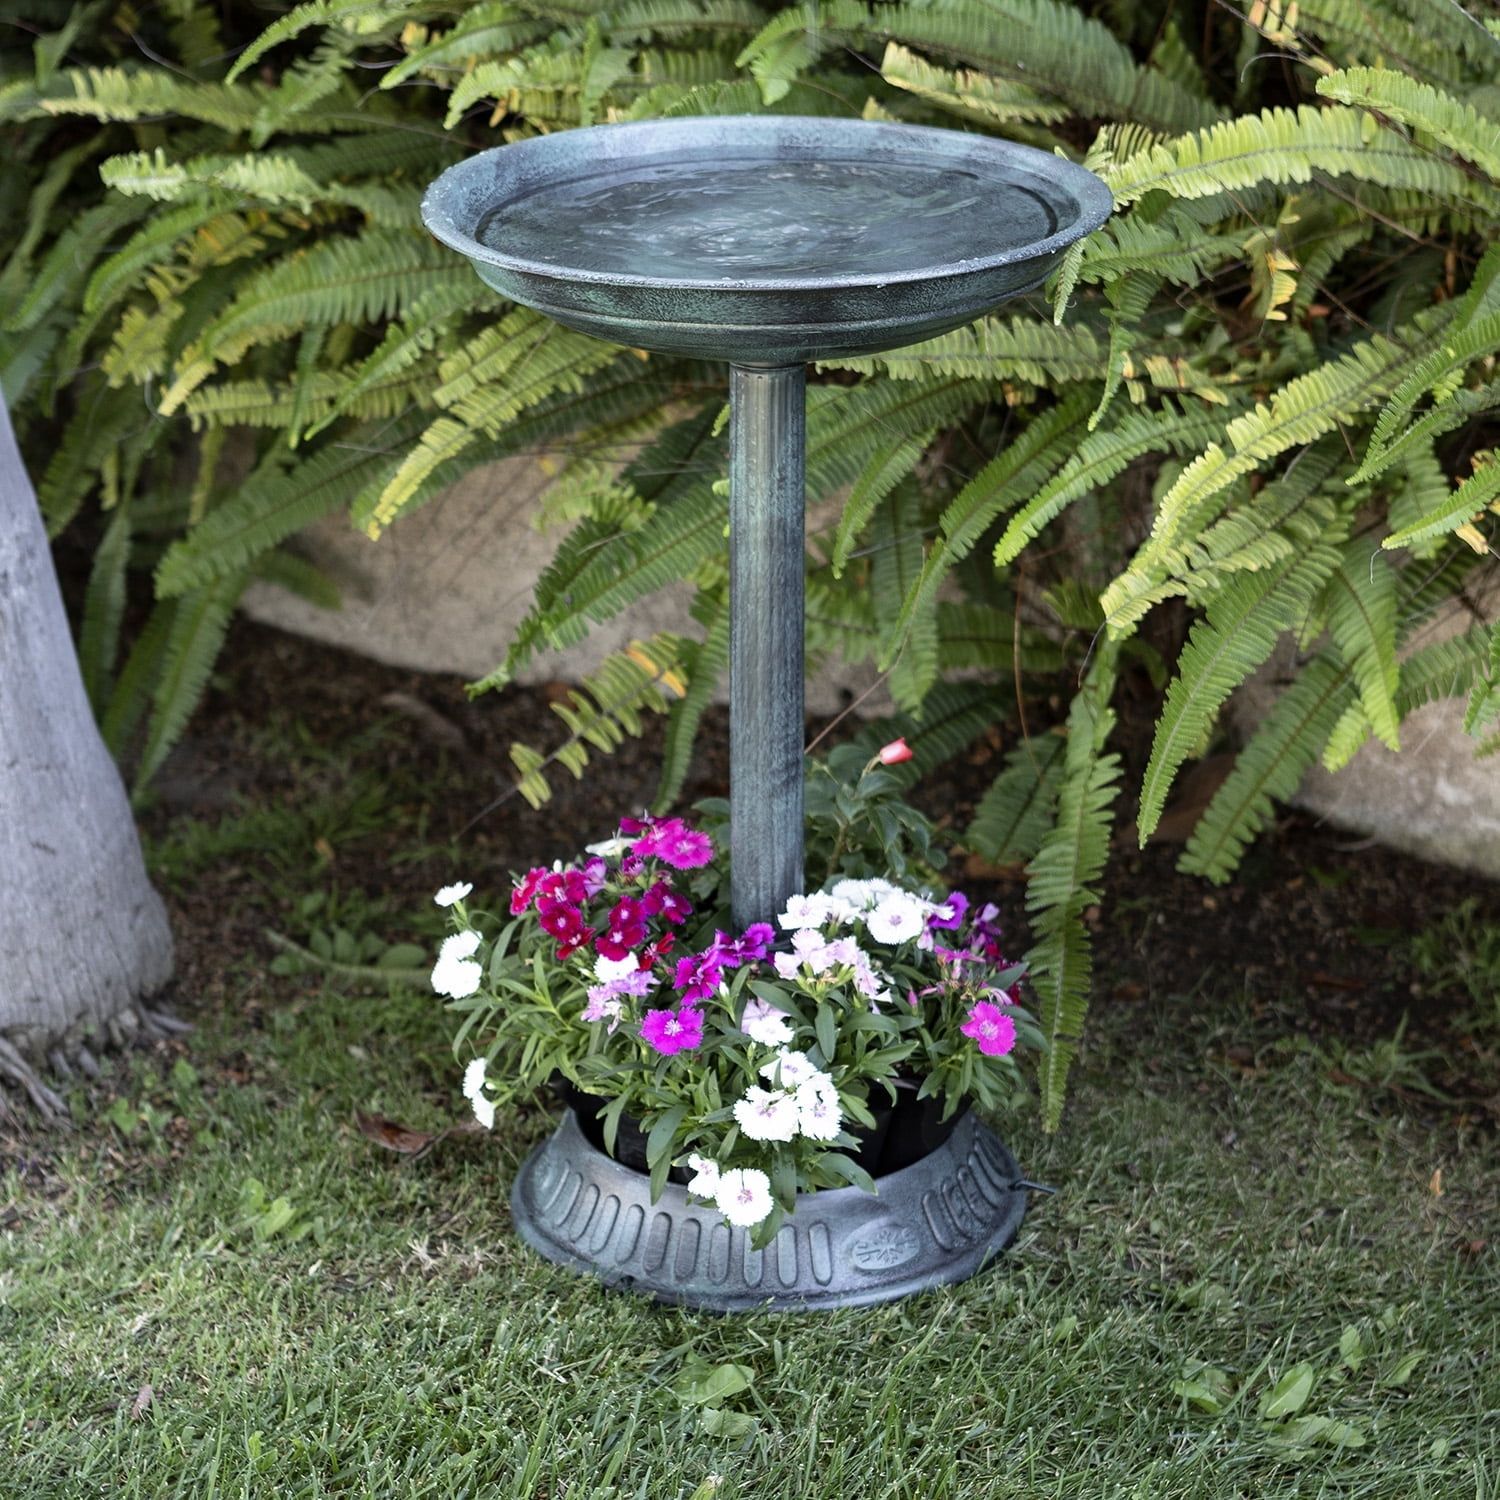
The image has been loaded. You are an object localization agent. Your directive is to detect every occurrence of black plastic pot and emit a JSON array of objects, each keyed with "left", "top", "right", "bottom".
[{"left": 554, "top": 1075, "right": 960, "bottom": 1182}]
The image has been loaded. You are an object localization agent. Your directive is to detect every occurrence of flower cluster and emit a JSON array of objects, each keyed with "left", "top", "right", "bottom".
[{"left": 433, "top": 801, "right": 1033, "bottom": 1242}]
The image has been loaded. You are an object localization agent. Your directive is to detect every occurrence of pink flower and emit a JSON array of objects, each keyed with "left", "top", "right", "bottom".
[
  {"left": 640, "top": 1005, "right": 704, "bottom": 1055},
  {"left": 632, "top": 817, "right": 714, "bottom": 870},
  {"left": 510, "top": 867, "right": 550, "bottom": 915},
  {"left": 878, "top": 738, "right": 913, "bottom": 765},
  {"left": 960, "top": 1001, "right": 1017, "bottom": 1058}
]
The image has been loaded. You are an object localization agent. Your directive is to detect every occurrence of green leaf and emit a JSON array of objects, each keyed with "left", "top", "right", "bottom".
[
  {"left": 1258, "top": 1362, "right": 1316, "bottom": 1420},
  {"left": 672, "top": 1360, "right": 754, "bottom": 1407},
  {"left": 645, "top": 1103, "right": 687, "bottom": 1169}
]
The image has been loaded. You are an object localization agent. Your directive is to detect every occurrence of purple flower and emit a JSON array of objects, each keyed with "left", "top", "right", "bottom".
[
  {"left": 632, "top": 817, "right": 714, "bottom": 870},
  {"left": 927, "top": 890, "right": 969, "bottom": 932},
  {"left": 736, "top": 922, "right": 775, "bottom": 961},
  {"left": 640, "top": 1005, "right": 704, "bottom": 1055},
  {"left": 960, "top": 1001, "right": 1017, "bottom": 1058}
]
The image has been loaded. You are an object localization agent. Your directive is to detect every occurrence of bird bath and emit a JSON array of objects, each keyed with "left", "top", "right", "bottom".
[{"left": 422, "top": 116, "right": 1110, "bottom": 1308}]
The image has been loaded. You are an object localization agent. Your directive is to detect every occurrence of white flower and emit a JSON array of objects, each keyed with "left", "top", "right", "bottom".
[
  {"left": 794, "top": 1075, "right": 842, "bottom": 1141},
  {"left": 471, "top": 1091, "right": 495, "bottom": 1130},
  {"left": 593, "top": 952, "right": 639, "bottom": 983},
  {"left": 740, "top": 998, "right": 794, "bottom": 1046},
  {"left": 434, "top": 882, "right": 473, "bottom": 907},
  {"left": 685, "top": 1153, "right": 721, "bottom": 1198},
  {"left": 759, "top": 1049, "right": 819, "bottom": 1088},
  {"left": 865, "top": 894, "right": 927, "bottom": 945},
  {"left": 776, "top": 892, "right": 855, "bottom": 931},
  {"left": 829, "top": 878, "right": 880, "bottom": 910},
  {"left": 441, "top": 929, "right": 481, "bottom": 962},
  {"left": 733, "top": 1086, "right": 800, "bottom": 1142},
  {"left": 771, "top": 951, "right": 804, "bottom": 981},
  {"left": 462, "top": 1057, "right": 488, "bottom": 1100},
  {"left": 431, "top": 954, "right": 483, "bottom": 999},
  {"left": 585, "top": 835, "right": 633, "bottom": 858},
  {"left": 715, "top": 1167, "right": 773, "bottom": 1229}
]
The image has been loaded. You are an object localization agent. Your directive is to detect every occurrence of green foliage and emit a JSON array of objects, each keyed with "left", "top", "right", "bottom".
[{"left": 7, "top": 0, "right": 1499, "bottom": 1127}]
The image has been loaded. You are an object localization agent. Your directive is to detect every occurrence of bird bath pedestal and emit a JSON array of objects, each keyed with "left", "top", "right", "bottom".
[{"left": 423, "top": 117, "right": 1110, "bottom": 1309}]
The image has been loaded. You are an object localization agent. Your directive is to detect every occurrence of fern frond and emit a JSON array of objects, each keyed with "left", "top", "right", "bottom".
[
  {"left": 878, "top": 41, "right": 1070, "bottom": 128},
  {"left": 655, "top": 589, "right": 730, "bottom": 810},
  {"left": 967, "top": 732, "right": 1067, "bottom": 865},
  {"left": 994, "top": 399, "right": 1225, "bottom": 567},
  {"left": 1317, "top": 68, "right": 1500, "bottom": 182},
  {"left": 381, "top": 5, "right": 553, "bottom": 88},
  {"left": 822, "top": 316, "right": 1104, "bottom": 384},
  {"left": 1025, "top": 646, "right": 1121, "bottom": 1130},
  {"left": 134, "top": 570, "right": 247, "bottom": 790},
  {"left": 1178, "top": 655, "right": 1354, "bottom": 883},
  {"left": 1104, "top": 310, "right": 1451, "bottom": 631},
  {"left": 77, "top": 500, "right": 132, "bottom": 714},
  {"left": 1325, "top": 541, "right": 1400, "bottom": 749},
  {"left": 1103, "top": 104, "right": 1494, "bottom": 208},
  {"left": 890, "top": 391, "right": 1092, "bottom": 654},
  {"left": 881, "top": 0, "right": 1220, "bottom": 134},
  {"left": 508, "top": 633, "right": 686, "bottom": 809},
  {"left": 155, "top": 415, "right": 425, "bottom": 597},
  {"left": 1383, "top": 455, "right": 1500, "bottom": 551},
  {"left": 1137, "top": 538, "right": 1343, "bottom": 842},
  {"left": 871, "top": 486, "right": 936, "bottom": 708}
]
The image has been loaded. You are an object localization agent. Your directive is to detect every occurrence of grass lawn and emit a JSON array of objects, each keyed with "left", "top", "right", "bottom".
[
  {"left": 3, "top": 664, "right": 1498, "bottom": 1499},
  {"left": 5, "top": 965, "right": 1496, "bottom": 1497}
]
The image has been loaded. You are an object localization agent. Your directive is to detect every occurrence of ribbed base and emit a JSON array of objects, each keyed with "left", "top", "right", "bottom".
[{"left": 510, "top": 1110, "right": 1027, "bottom": 1311}]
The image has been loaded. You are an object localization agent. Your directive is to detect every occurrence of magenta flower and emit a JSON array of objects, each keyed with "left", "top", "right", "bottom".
[
  {"left": 595, "top": 895, "right": 648, "bottom": 961},
  {"left": 640, "top": 1005, "right": 704, "bottom": 1055},
  {"left": 927, "top": 890, "right": 969, "bottom": 932},
  {"left": 673, "top": 952, "right": 724, "bottom": 1004},
  {"left": 510, "top": 866, "right": 550, "bottom": 915},
  {"left": 642, "top": 881, "right": 693, "bottom": 926},
  {"left": 632, "top": 817, "right": 714, "bottom": 870},
  {"left": 960, "top": 1001, "right": 1017, "bottom": 1058},
  {"left": 736, "top": 922, "right": 776, "bottom": 961}
]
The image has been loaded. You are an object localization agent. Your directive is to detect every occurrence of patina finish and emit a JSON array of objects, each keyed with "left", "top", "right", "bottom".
[
  {"left": 422, "top": 115, "right": 1111, "bottom": 930},
  {"left": 424, "top": 114, "right": 1109, "bottom": 1309},
  {"left": 422, "top": 115, "right": 1113, "bottom": 366},
  {"left": 512, "top": 1108, "right": 1027, "bottom": 1311}
]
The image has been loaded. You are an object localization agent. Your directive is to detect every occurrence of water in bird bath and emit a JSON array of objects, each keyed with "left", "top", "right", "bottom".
[{"left": 476, "top": 156, "right": 1060, "bottom": 282}]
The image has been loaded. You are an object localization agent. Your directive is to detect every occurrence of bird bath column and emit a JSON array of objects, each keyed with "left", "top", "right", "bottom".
[{"left": 727, "top": 363, "right": 806, "bottom": 931}]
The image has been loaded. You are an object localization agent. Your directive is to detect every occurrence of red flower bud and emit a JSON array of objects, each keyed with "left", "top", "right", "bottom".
[{"left": 878, "top": 737, "right": 913, "bottom": 765}]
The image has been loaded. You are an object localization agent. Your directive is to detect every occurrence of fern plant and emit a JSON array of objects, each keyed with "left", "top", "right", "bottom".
[{"left": 5, "top": 0, "right": 1498, "bottom": 1127}]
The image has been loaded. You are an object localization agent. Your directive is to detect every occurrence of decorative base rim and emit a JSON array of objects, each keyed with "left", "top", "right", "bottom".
[{"left": 510, "top": 1110, "right": 1027, "bottom": 1311}]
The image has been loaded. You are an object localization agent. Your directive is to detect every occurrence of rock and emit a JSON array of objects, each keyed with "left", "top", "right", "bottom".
[
  {"left": 1230, "top": 601, "right": 1500, "bottom": 879},
  {"left": 240, "top": 451, "right": 889, "bottom": 716}
]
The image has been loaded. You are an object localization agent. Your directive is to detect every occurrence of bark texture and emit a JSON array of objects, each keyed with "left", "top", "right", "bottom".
[{"left": 0, "top": 398, "right": 174, "bottom": 1103}]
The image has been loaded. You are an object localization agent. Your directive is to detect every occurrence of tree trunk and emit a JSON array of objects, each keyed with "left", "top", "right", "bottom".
[{"left": 0, "top": 398, "right": 176, "bottom": 1120}]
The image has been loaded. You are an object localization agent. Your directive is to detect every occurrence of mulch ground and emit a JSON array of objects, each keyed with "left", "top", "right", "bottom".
[{"left": 133, "top": 617, "right": 1500, "bottom": 1126}]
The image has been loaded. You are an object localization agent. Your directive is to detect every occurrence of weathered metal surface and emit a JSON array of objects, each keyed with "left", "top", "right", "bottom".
[
  {"left": 729, "top": 364, "right": 806, "bottom": 929},
  {"left": 512, "top": 1110, "right": 1028, "bottom": 1311},
  {"left": 421, "top": 116, "right": 1113, "bottom": 366}
]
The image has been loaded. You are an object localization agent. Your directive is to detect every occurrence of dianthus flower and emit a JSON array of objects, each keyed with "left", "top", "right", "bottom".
[
  {"left": 715, "top": 1167, "right": 772, "bottom": 1228},
  {"left": 435, "top": 882, "right": 473, "bottom": 908},
  {"left": 960, "top": 1000, "right": 1017, "bottom": 1057},
  {"left": 639, "top": 1005, "right": 704, "bottom": 1055},
  {"left": 739, "top": 997, "right": 794, "bottom": 1046},
  {"left": 733, "top": 1086, "right": 799, "bottom": 1142},
  {"left": 631, "top": 817, "right": 714, "bottom": 870}
]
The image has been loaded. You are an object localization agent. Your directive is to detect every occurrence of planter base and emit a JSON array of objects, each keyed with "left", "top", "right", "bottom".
[{"left": 511, "top": 1110, "right": 1028, "bottom": 1311}]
